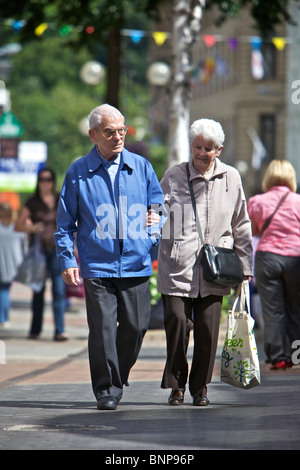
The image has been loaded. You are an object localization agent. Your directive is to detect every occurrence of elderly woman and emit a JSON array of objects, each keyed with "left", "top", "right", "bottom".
[
  {"left": 247, "top": 159, "right": 300, "bottom": 370},
  {"left": 157, "top": 118, "right": 253, "bottom": 406}
]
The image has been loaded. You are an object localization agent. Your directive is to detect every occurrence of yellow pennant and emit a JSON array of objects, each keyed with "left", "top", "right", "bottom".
[
  {"left": 35, "top": 23, "right": 48, "bottom": 36},
  {"left": 152, "top": 31, "right": 168, "bottom": 46},
  {"left": 272, "top": 37, "right": 286, "bottom": 50}
]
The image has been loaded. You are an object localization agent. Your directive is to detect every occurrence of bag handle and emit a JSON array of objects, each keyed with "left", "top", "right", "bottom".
[
  {"left": 185, "top": 162, "right": 205, "bottom": 245},
  {"left": 260, "top": 191, "right": 289, "bottom": 236},
  {"left": 231, "top": 282, "right": 250, "bottom": 316}
]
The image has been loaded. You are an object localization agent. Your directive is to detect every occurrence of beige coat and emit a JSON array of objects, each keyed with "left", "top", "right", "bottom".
[{"left": 157, "top": 158, "right": 253, "bottom": 298}]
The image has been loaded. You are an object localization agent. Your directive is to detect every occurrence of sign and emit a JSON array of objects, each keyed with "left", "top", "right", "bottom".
[
  {"left": 0, "top": 138, "right": 19, "bottom": 158},
  {"left": 0, "top": 111, "right": 23, "bottom": 138},
  {"left": 0, "top": 112, "right": 47, "bottom": 192},
  {"left": 18, "top": 141, "right": 47, "bottom": 163},
  {"left": 0, "top": 158, "right": 44, "bottom": 192}
]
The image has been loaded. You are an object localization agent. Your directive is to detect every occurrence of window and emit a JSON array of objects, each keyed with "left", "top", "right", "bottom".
[{"left": 260, "top": 114, "right": 276, "bottom": 160}]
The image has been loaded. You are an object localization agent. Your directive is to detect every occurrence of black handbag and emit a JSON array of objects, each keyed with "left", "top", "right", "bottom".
[{"left": 186, "top": 163, "right": 243, "bottom": 287}]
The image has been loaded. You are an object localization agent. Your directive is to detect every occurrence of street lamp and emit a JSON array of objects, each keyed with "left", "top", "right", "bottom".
[
  {"left": 147, "top": 62, "right": 171, "bottom": 86},
  {"left": 79, "top": 60, "right": 105, "bottom": 86}
]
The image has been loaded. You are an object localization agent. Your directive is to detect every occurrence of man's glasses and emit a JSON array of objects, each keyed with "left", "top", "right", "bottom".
[{"left": 102, "top": 128, "right": 128, "bottom": 138}]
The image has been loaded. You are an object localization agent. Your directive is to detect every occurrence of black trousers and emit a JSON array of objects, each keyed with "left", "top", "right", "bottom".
[
  {"left": 161, "top": 293, "right": 222, "bottom": 398},
  {"left": 84, "top": 277, "right": 150, "bottom": 400},
  {"left": 255, "top": 251, "right": 300, "bottom": 365}
]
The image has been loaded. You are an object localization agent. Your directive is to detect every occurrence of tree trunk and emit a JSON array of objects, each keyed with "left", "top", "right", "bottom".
[
  {"left": 167, "top": 0, "right": 204, "bottom": 167},
  {"left": 105, "top": 25, "right": 121, "bottom": 109}
]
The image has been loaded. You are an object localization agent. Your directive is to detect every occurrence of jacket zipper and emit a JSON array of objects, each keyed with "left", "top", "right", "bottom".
[{"left": 204, "top": 180, "right": 209, "bottom": 244}]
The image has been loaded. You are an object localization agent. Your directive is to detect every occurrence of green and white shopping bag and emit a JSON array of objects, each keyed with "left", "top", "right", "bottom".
[{"left": 221, "top": 281, "right": 260, "bottom": 389}]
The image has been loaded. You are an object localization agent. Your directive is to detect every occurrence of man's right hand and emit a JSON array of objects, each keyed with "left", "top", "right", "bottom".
[{"left": 62, "top": 267, "right": 81, "bottom": 286}]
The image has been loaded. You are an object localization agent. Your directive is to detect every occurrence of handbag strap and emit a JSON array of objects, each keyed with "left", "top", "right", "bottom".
[
  {"left": 259, "top": 191, "right": 289, "bottom": 236},
  {"left": 231, "top": 281, "right": 250, "bottom": 315},
  {"left": 186, "top": 162, "right": 204, "bottom": 245}
]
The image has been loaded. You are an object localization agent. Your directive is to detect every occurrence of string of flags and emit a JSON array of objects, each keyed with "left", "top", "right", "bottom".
[
  {"left": 4, "top": 20, "right": 295, "bottom": 83},
  {"left": 5, "top": 19, "right": 294, "bottom": 50}
]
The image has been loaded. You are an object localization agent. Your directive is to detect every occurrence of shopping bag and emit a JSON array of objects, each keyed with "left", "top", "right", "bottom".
[
  {"left": 220, "top": 281, "right": 260, "bottom": 389},
  {"left": 15, "top": 235, "right": 47, "bottom": 292}
]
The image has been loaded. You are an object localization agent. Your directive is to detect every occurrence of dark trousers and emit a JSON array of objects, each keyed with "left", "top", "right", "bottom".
[
  {"left": 30, "top": 249, "right": 66, "bottom": 336},
  {"left": 255, "top": 251, "right": 300, "bottom": 364},
  {"left": 161, "top": 293, "right": 222, "bottom": 398},
  {"left": 84, "top": 276, "right": 151, "bottom": 400}
]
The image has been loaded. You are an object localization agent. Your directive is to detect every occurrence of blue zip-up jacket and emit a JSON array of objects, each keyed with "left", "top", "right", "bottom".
[{"left": 55, "top": 146, "right": 166, "bottom": 278}]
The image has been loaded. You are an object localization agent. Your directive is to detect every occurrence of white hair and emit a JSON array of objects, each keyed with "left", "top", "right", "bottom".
[
  {"left": 88, "top": 104, "right": 124, "bottom": 129},
  {"left": 189, "top": 119, "right": 225, "bottom": 147}
]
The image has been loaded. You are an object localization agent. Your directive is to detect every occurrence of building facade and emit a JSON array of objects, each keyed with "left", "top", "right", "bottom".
[{"left": 151, "top": 1, "right": 300, "bottom": 197}]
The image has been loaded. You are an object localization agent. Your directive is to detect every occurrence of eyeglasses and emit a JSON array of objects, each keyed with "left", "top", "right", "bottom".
[
  {"left": 38, "top": 177, "right": 54, "bottom": 183},
  {"left": 192, "top": 145, "right": 218, "bottom": 154},
  {"left": 102, "top": 127, "right": 128, "bottom": 138}
]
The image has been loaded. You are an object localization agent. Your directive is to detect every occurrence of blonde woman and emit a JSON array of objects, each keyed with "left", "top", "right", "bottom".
[{"left": 248, "top": 159, "right": 300, "bottom": 370}]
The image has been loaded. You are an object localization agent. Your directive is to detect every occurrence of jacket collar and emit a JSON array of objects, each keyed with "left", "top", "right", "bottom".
[
  {"left": 87, "top": 145, "right": 135, "bottom": 173},
  {"left": 188, "top": 157, "right": 227, "bottom": 181}
]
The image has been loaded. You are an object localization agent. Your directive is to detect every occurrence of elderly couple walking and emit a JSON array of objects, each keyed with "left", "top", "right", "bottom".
[{"left": 55, "top": 103, "right": 253, "bottom": 410}]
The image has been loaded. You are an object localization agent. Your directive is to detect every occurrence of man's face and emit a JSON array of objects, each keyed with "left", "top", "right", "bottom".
[{"left": 89, "top": 114, "right": 126, "bottom": 160}]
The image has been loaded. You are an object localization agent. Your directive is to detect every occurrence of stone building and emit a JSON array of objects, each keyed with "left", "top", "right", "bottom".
[{"left": 151, "top": 1, "right": 300, "bottom": 197}]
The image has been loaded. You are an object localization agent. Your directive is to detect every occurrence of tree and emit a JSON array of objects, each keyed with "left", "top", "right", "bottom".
[
  {"left": 0, "top": 0, "right": 298, "bottom": 168},
  {"left": 167, "top": 0, "right": 300, "bottom": 166},
  {"left": 0, "top": 0, "right": 161, "bottom": 109}
]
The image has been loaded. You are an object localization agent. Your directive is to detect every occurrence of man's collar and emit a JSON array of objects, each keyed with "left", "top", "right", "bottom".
[{"left": 87, "top": 145, "right": 134, "bottom": 173}]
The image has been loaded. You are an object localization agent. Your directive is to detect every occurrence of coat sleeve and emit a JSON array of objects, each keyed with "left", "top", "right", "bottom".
[
  {"left": 146, "top": 161, "right": 168, "bottom": 243},
  {"left": 232, "top": 175, "right": 253, "bottom": 276}
]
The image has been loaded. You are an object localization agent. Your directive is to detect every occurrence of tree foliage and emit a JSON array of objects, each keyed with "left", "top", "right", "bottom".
[
  {"left": 206, "top": 0, "right": 298, "bottom": 36},
  {"left": 0, "top": 0, "right": 298, "bottom": 180}
]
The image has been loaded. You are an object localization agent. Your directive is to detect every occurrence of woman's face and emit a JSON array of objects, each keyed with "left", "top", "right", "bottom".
[
  {"left": 191, "top": 135, "right": 223, "bottom": 175},
  {"left": 38, "top": 171, "right": 55, "bottom": 189}
]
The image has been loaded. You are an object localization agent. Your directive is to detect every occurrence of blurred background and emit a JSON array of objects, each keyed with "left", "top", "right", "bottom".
[{"left": 1, "top": 0, "right": 300, "bottom": 206}]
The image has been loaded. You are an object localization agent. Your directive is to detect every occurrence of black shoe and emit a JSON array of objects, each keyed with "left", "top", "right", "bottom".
[
  {"left": 97, "top": 396, "right": 119, "bottom": 410},
  {"left": 168, "top": 388, "right": 185, "bottom": 406},
  {"left": 193, "top": 396, "right": 209, "bottom": 406}
]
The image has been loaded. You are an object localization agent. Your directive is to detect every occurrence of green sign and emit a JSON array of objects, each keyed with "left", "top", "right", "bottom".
[{"left": 0, "top": 112, "right": 23, "bottom": 138}]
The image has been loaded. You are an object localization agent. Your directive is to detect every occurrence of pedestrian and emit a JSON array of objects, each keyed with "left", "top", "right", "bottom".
[
  {"left": 247, "top": 159, "right": 300, "bottom": 370},
  {"left": 0, "top": 202, "right": 25, "bottom": 328},
  {"left": 15, "top": 168, "right": 68, "bottom": 341},
  {"left": 157, "top": 118, "right": 253, "bottom": 406},
  {"left": 55, "top": 104, "right": 165, "bottom": 410}
]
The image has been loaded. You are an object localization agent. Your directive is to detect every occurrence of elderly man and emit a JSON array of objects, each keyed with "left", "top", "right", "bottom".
[{"left": 55, "top": 104, "right": 165, "bottom": 410}]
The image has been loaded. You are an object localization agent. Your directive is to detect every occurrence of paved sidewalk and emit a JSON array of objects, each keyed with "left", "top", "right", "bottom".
[{"left": 0, "top": 282, "right": 300, "bottom": 451}]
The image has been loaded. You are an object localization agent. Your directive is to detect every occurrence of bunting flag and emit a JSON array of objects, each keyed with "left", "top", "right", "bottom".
[
  {"left": 249, "top": 37, "right": 264, "bottom": 79},
  {"left": 3, "top": 19, "right": 294, "bottom": 53},
  {"left": 272, "top": 37, "right": 286, "bottom": 50},
  {"left": 152, "top": 31, "right": 168, "bottom": 46},
  {"left": 34, "top": 23, "right": 48, "bottom": 36},
  {"left": 249, "top": 36, "right": 263, "bottom": 51},
  {"left": 130, "top": 30, "right": 144, "bottom": 44},
  {"left": 200, "top": 56, "right": 216, "bottom": 84},
  {"left": 228, "top": 37, "right": 239, "bottom": 50},
  {"left": 251, "top": 49, "right": 264, "bottom": 80},
  {"left": 203, "top": 35, "right": 216, "bottom": 48}
]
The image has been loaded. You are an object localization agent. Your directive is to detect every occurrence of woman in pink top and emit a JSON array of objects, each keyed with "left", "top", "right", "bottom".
[{"left": 248, "top": 159, "right": 300, "bottom": 370}]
